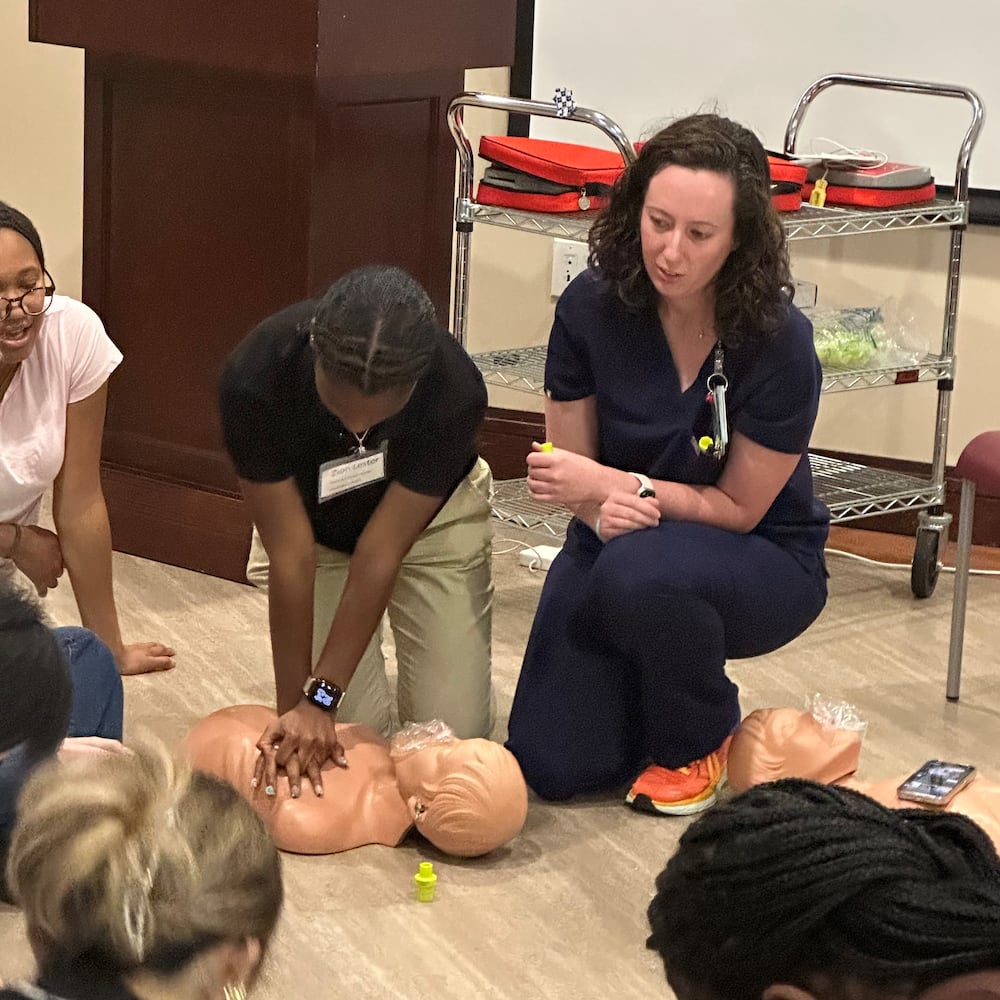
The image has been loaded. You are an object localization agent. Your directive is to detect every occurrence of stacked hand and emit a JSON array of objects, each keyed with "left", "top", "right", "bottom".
[
  {"left": 526, "top": 442, "right": 660, "bottom": 540},
  {"left": 254, "top": 702, "right": 348, "bottom": 800}
]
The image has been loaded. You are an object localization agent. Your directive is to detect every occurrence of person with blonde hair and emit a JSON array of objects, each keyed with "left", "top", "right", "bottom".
[{"left": 2, "top": 742, "right": 283, "bottom": 1000}]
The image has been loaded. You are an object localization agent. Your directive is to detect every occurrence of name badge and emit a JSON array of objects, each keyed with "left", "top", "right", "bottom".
[{"left": 318, "top": 442, "right": 388, "bottom": 503}]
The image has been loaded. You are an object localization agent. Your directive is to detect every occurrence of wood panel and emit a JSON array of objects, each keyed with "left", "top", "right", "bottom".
[
  {"left": 100, "top": 465, "right": 252, "bottom": 581},
  {"left": 87, "top": 59, "right": 312, "bottom": 493}
]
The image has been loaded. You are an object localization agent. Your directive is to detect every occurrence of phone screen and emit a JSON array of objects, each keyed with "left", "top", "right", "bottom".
[{"left": 899, "top": 760, "right": 975, "bottom": 801}]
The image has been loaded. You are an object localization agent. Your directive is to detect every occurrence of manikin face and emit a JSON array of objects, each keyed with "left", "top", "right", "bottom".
[
  {"left": 639, "top": 165, "right": 736, "bottom": 311},
  {"left": 0, "top": 228, "right": 47, "bottom": 365},
  {"left": 392, "top": 739, "right": 462, "bottom": 809}
]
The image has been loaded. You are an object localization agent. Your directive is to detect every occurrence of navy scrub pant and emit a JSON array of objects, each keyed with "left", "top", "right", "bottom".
[{"left": 506, "top": 518, "right": 828, "bottom": 800}]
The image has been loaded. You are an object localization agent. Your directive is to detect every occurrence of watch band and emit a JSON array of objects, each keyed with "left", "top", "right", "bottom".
[
  {"left": 630, "top": 472, "right": 657, "bottom": 498},
  {"left": 302, "top": 676, "right": 344, "bottom": 713}
]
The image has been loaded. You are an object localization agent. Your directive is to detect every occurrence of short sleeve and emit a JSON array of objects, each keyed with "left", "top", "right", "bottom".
[
  {"left": 218, "top": 366, "right": 294, "bottom": 483},
  {"left": 392, "top": 397, "right": 484, "bottom": 496},
  {"left": 544, "top": 298, "right": 595, "bottom": 402},
  {"left": 734, "top": 311, "right": 822, "bottom": 455},
  {"left": 63, "top": 301, "right": 123, "bottom": 404}
]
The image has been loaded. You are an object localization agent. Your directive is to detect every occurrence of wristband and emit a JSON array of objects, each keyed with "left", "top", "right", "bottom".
[{"left": 630, "top": 472, "right": 656, "bottom": 498}]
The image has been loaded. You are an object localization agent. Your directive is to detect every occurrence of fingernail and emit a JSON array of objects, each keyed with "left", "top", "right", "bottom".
[
  {"left": 265, "top": 785, "right": 276, "bottom": 797},
  {"left": 250, "top": 778, "right": 259, "bottom": 789},
  {"left": 338, "top": 756, "right": 348, "bottom": 767},
  {"left": 314, "top": 785, "right": 324, "bottom": 797},
  {"left": 291, "top": 787, "right": 300, "bottom": 799}
]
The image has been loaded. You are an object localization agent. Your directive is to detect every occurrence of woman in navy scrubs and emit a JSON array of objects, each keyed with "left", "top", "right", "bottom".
[{"left": 506, "top": 113, "right": 830, "bottom": 814}]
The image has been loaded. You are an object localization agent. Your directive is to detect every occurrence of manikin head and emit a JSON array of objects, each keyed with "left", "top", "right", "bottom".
[
  {"left": 184, "top": 707, "right": 527, "bottom": 858},
  {"left": 391, "top": 732, "right": 529, "bottom": 858},
  {"left": 727, "top": 707, "right": 864, "bottom": 793}
]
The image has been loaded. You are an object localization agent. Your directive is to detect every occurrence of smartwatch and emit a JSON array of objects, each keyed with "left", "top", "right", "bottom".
[
  {"left": 630, "top": 472, "right": 657, "bottom": 498},
  {"left": 302, "top": 676, "right": 345, "bottom": 713}
]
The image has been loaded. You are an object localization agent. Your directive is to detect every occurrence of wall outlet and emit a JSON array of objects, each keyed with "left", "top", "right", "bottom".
[{"left": 550, "top": 238, "right": 588, "bottom": 298}]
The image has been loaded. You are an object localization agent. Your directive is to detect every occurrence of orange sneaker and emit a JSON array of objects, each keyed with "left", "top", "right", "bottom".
[{"left": 625, "top": 735, "right": 732, "bottom": 816}]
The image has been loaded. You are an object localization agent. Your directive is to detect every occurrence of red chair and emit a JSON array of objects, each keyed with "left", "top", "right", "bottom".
[{"left": 947, "top": 430, "right": 1000, "bottom": 700}]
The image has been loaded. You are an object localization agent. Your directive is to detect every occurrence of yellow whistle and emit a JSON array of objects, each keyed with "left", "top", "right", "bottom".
[
  {"left": 809, "top": 177, "right": 828, "bottom": 208},
  {"left": 540, "top": 441, "right": 554, "bottom": 453},
  {"left": 698, "top": 435, "right": 714, "bottom": 453}
]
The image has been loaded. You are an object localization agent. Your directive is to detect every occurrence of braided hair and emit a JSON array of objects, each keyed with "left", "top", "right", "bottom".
[
  {"left": 647, "top": 779, "right": 1000, "bottom": 1000},
  {"left": 309, "top": 265, "right": 439, "bottom": 394}
]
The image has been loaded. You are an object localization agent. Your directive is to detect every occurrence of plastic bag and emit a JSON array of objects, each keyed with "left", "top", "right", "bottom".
[
  {"left": 804, "top": 300, "right": 927, "bottom": 371},
  {"left": 807, "top": 692, "right": 868, "bottom": 734},
  {"left": 389, "top": 719, "right": 456, "bottom": 757}
]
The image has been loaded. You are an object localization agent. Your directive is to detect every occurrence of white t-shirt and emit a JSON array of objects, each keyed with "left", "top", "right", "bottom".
[{"left": 0, "top": 295, "right": 123, "bottom": 529}]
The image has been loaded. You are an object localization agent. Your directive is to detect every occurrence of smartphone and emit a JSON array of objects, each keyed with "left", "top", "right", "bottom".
[{"left": 896, "top": 759, "right": 977, "bottom": 806}]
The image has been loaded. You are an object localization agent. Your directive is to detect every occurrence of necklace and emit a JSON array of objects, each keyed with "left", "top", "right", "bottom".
[{"left": 352, "top": 428, "right": 371, "bottom": 454}]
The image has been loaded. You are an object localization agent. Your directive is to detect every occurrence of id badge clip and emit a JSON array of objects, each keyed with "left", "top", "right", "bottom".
[{"left": 318, "top": 441, "right": 388, "bottom": 503}]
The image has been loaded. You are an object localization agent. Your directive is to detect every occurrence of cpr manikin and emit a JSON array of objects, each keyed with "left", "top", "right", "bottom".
[
  {"left": 728, "top": 697, "right": 1000, "bottom": 849},
  {"left": 184, "top": 705, "right": 528, "bottom": 857}
]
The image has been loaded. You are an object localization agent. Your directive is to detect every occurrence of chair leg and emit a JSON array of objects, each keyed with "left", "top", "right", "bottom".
[{"left": 947, "top": 478, "right": 976, "bottom": 701}]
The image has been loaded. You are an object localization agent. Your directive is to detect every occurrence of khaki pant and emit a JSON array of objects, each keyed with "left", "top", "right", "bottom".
[{"left": 247, "top": 457, "right": 494, "bottom": 738}]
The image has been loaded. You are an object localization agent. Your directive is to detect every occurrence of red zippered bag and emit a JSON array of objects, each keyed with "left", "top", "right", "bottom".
[{"left": 476, "top": 135, "right": 626, "bottom": 213}]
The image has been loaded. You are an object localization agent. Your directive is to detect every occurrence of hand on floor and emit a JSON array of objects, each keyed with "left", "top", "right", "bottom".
[{"left": 118, "top": 640, "right": 175, "bottom": 675}]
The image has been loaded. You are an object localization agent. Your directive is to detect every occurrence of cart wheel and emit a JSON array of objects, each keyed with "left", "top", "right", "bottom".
[{"left": 910, "top": 528, "right": 941, "bottom": 599}]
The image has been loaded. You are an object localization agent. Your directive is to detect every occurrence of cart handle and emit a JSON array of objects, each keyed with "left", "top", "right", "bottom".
[
  {"left": 447, "top": 92, "right": 637, "bottom": 205},
  {"left": 783, "top": 73, "right": 984, "bottom": 203}
]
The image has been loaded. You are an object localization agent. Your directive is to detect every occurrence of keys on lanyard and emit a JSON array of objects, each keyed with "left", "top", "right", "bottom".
[{"left": 705, "top": 344, "right": 729, "bottom": 461}]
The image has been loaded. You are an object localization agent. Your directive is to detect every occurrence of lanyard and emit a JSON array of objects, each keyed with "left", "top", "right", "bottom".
[{"left": 704, "top": 343, "right": 729, "bottom": 461}]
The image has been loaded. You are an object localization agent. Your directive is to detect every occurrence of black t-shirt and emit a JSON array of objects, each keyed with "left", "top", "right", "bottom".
[{"left": 218, "top": 300, "right": 488, "bottom": 554}]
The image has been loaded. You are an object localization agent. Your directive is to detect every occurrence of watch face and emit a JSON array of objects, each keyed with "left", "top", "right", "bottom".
[
  {"left": 312, "top": 686, "right": 337, "bottom": 708},
  {"left": 305, "top": 678, "right": 342, "bottom": 711}
]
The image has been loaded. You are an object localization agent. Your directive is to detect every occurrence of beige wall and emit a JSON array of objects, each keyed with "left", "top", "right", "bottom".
[
  {"left": 2, "top": 2, "right": 85, "bottom": 298},
  {"left": 5, "top": 35, "right": 995, "bottom": 466}
]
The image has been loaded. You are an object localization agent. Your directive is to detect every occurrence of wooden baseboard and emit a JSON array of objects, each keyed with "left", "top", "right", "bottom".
[
  {"left": 478, "top": 408, "right": 1000, "bottom": 548},
  {"left": 102, "top": 465, "right": 253, "bottom": 583}
]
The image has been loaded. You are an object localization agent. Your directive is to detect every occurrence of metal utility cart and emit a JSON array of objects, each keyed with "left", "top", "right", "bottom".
[{"left": 447, "top": 73, "right": 984, "bottom": 596}]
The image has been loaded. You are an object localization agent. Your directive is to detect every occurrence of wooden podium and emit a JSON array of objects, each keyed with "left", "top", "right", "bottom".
[{"left": 29, "top": 0, "right": 516, "bottom": 581}]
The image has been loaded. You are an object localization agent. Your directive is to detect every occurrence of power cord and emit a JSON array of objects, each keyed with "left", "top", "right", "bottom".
[{"left": 825, "top": 547, "right": 1000, "bottom": 577}]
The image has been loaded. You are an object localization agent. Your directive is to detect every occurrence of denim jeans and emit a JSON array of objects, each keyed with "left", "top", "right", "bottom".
[{"left": 0, "top": 626, "right": 123, "bottom": 898}]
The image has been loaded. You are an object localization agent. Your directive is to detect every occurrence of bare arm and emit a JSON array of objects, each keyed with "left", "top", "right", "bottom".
[
  {"left": 312, "top": 482, "right": 446, "bottom": 690},
  {"left": 52, "top": 383, "right": 122, "bottom": 655},
  {"left": 535, "top": 396, "right": 800, "bottom": 534},
  {"left": 239, "top": 477, "right": 318, "bottom": 713}
]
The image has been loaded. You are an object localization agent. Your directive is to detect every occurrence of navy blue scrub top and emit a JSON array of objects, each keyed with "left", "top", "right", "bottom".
[{"left": 545, "top": 269, "right": 830, "bottom": 563}]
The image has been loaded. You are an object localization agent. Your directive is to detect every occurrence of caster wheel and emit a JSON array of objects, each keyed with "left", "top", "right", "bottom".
[{"left": 911, "top": 527, "right": 941, "bottom": 599}]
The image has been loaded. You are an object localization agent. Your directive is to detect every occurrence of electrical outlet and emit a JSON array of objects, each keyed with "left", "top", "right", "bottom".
[
  {"left": 519, "top": 544, "right": 562, "bottom": 571},
  {"left": 550, "top": 238, "right": 587, "bottom": 298}
]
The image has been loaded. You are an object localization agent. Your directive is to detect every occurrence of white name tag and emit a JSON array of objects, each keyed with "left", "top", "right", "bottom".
[{"left": 318, "top": 442, "right": 388, "bottom": 503}]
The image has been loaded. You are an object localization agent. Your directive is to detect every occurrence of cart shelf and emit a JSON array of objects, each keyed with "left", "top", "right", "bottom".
[
  {"left": 472, "top": 345, "right": 953, "bottom": 396},
  {"left": 466, "top": 198, "right": 967, "bottom": 246},
  {"left": 490, "top": 454, "right": 944, "bottom": 538}
]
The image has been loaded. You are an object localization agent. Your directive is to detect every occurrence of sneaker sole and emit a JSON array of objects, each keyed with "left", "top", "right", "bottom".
[{"left": 625, "top": 771, "right": 728, "bottom": 817}]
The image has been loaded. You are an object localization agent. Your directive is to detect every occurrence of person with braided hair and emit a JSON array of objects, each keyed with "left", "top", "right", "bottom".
[
  {"left": 647, "top": 779, "right": 1000, "bottom": 1000},
  {"left": 219, "top": 265, "right": 493, "bottom": 799},
  {"left": 2, "top": 741, "right": 282, "bottom": 1000}
]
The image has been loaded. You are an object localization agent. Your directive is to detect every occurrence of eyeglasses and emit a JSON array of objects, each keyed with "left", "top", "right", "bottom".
[{"left": 0, "top": 273, "right": 56, "bottom": 321}]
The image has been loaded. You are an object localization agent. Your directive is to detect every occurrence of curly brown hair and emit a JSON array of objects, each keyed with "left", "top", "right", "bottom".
[{"left": 588, "top": 113, "right": 791, "bottom": 348}]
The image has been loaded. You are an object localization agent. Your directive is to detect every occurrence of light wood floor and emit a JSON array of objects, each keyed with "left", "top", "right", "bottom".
[{"left": 1, "top": 525, "right": 998, "bottom": 999}]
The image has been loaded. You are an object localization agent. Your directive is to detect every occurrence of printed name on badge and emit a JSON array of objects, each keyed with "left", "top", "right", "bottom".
[{"left": 318, "top": 442, "right": 388, "bottom": 502}]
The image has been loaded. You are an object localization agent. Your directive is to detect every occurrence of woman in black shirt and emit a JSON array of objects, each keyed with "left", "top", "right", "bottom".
[{"left": 219, "top": 266, "right": 493, "bottom": 799}]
